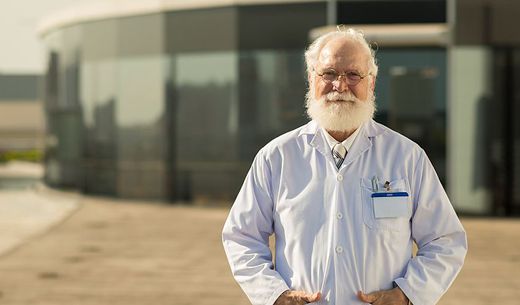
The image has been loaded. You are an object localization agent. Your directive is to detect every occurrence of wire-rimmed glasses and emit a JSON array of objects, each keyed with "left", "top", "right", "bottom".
[{"left": 316, "top": 68, "right": 370, "bottom": 86}]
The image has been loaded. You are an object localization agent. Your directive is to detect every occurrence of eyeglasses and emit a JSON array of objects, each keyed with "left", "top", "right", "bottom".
[{"left": 316, "top": 68, "right": 370, "bottom": 86}]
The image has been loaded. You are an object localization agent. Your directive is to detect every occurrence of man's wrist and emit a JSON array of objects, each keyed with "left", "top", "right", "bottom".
[
  {"left": 392, "top": 282, "right": 410, "bottom": 305},
  {"left": 274, "top": 290, "right": 290, "bottom": 304},
  {"left": 395, "top": 287, "right": 409, "bottom": 304},
  {"left": 272, "top": 288, "right": 291, "bottom": 305}
]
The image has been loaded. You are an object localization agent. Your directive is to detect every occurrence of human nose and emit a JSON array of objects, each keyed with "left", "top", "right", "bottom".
[{"left": 332, "top": 75, "right": 350, "bottom": 92}]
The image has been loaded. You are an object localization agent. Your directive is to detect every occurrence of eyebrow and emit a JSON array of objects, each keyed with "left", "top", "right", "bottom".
[{"left": 320, "top": 67, "right": 363, "bottom": 73}]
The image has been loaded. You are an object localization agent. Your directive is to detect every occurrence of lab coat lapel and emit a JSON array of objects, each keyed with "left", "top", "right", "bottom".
[
  {"left": 309, "top": 125, "right": 331, "bottom": 160},
  {"left": 300, "top": 120, "right": 332, "bottom": 161},
  {"left": 342, "top": 120, "right": 379, "bottom": 168}
]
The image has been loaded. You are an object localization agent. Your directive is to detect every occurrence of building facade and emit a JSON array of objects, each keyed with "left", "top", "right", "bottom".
[
  {"left": 39, "top": 0, "right": 520, "bottom": 215},
  {"left": 0, "top": 74, "right": 45, "bottom": 153}
]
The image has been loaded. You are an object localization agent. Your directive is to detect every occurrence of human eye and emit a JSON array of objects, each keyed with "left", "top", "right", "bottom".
[
  {"left": 346, "top": 71, "right": 362, "bottom": 81},
  {"left": 320, "top": 70, "right": 338, "bottom": 81}
]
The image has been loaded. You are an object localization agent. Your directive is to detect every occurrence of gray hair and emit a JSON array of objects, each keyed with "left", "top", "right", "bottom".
[{"left": 304, "top": 28, "right": 378, "bottom": 78}]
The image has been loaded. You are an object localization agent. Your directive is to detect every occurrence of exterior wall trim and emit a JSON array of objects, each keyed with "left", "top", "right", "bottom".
[
  {"left": 310, "top": 23, "right": 449, "bottom": 47},
  {"left": 37, "top": 0, "right": 319, "bottom": 37}
]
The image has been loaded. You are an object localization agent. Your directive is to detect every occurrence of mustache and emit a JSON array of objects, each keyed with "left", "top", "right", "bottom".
[{"left": 325, "top": 91, "right": 360, "bottom": 102}]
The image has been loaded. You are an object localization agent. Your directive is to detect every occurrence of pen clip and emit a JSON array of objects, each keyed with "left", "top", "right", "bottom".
[{"left": 371, "top": 176, "right": 379, "bottom": 192}]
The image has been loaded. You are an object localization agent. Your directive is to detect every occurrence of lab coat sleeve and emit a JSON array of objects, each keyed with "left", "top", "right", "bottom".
[
  {"left": 394, "top": 149, "right": 468, "bottom": 305},
  {"left": 222, "top": 150, "right": 289, "bottom": 305}
]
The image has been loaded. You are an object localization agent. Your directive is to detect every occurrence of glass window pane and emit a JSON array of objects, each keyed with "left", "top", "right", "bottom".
[
  {"left": 238, "top": 50, "right": 308, "bottom": 160},
  {"left": 375, "top": 48, "right": 447, "bottom": 183},
  {"left": 115, "top": 56, "right": 169, "bottom": 199},
  {"left": 172, "top": 52, "right": 238, "bottom": 201}
]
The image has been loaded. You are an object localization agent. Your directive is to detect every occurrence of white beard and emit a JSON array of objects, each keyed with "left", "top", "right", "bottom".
[{"left": 305, "top": 88, "right": 376, "bottom": 133}]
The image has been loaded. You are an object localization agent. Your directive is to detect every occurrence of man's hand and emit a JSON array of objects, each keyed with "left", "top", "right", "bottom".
[
  {"left": 357, "top": 287, "right": 409, "bottom": 305},
  {"left": 274, "top": 290, "right": 322, "bottom": 305}
]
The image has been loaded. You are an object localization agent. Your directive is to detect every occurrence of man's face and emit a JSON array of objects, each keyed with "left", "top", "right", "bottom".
[
  {"left": 306, "top": 38, "right": 376, "bottom": 132},
  {"left": 313, "top": 38, "right": 373, "bottom": 103}
]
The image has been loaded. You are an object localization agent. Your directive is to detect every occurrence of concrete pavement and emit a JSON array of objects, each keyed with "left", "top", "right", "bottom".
[
  {"left": 0, "top": 194, "right": 249, "bottom": 305},
  {"left": 0, "top": 187, "right": 79, "bottom": 256},
  {"left": 0, "top": 183, "right": 519, "bottom": 304},
  {"left": 0, "top": 161, "right": 79, "bottom": 256}
]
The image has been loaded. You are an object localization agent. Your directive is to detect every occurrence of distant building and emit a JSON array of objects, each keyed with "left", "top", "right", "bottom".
[
  {"left": 0, "top": 74, "right": 45, "bottom": 152},
  {"left": 39, "top": 0, "right": 520, "bottom": 215}
]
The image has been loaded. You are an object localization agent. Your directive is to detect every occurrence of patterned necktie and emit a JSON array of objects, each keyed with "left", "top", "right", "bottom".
[{"left": 332, "top": 143, "right": 347, "bottom": 169}]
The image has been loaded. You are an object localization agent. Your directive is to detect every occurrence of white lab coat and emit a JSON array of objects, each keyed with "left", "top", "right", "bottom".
[{"left": 222, "top": 119, "right": 467, "bottom": 305}]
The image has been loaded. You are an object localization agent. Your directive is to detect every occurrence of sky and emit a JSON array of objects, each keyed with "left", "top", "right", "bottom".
[{"left": 0, "top": 0, "right": 88, "bottom": 74}]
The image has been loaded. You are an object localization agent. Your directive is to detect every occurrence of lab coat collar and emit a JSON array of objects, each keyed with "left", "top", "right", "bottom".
[
  {"left": 363, "top": 118, "right": 384, "bottom": 138},
  {"left": 298, "top": 119, "right": 384, "bottom": 139},
  {"left": 299, "top": 119, "right": 384, "bottom": 169}
]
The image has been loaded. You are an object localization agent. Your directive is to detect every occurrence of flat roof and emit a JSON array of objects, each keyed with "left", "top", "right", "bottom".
[{"left": 37, "top": 0, "right": 319, "bottom": 37}]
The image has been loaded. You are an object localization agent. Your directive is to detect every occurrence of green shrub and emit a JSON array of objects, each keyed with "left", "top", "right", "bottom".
[{"left": 0, "top": 150, "right": 43, "bottom": 163}]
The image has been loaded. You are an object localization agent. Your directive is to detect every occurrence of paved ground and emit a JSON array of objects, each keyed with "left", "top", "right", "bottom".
[
  {"left": 0, "top": 187, "right": 79, "bottom": 255},
  {"left": 0, "top": 189, "right": 519, "bottom": 304}
]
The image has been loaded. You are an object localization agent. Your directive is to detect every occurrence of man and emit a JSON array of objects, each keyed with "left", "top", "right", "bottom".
[{"left": 222, "top": 28, "right": 467, "bottom": 305}]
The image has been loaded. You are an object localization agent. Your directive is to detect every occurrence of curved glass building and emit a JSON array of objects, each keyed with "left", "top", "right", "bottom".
[
  {"left": 40, "top": 0, "right": 520, "bottom": 215},
  {"left": 40, "top": 0, "right": 327, "bottom": 202}
]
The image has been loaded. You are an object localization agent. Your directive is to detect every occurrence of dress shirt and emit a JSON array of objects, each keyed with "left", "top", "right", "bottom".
[
  {"left": 322, "top": 126, "right": 361, "bottom": 154},
  {"left": 222, "top": 119, "right": 467, "bottom": 305}
]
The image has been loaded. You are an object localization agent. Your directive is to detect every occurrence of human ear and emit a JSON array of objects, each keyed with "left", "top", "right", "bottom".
[{"left": 370, "top": 75, "right": 376, "bottom": 91}]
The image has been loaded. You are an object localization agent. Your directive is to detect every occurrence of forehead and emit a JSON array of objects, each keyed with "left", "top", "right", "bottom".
[{"left": 317, "top": 38, "right": 369, "bottom": 71}]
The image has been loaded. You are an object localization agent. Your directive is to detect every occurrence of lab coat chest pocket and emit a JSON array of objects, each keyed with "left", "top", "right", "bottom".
[{"left": 360, "top": 178, "right": 412, "bottom": 233}]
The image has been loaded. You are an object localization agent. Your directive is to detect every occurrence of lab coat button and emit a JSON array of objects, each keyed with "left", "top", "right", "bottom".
[
  {"left": 337, "top": 212, "right": 343, "bottom": 219},
  {"left": 336, "top": 246, "right": 343, "bottom": 253},
  {"left": 337, "top": 174, "right": 343, "bottom": 181}
]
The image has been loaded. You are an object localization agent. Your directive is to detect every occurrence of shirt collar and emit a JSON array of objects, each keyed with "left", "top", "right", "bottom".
[{"left": 321, "top": 126, "right": 361, "bottom": 152}]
